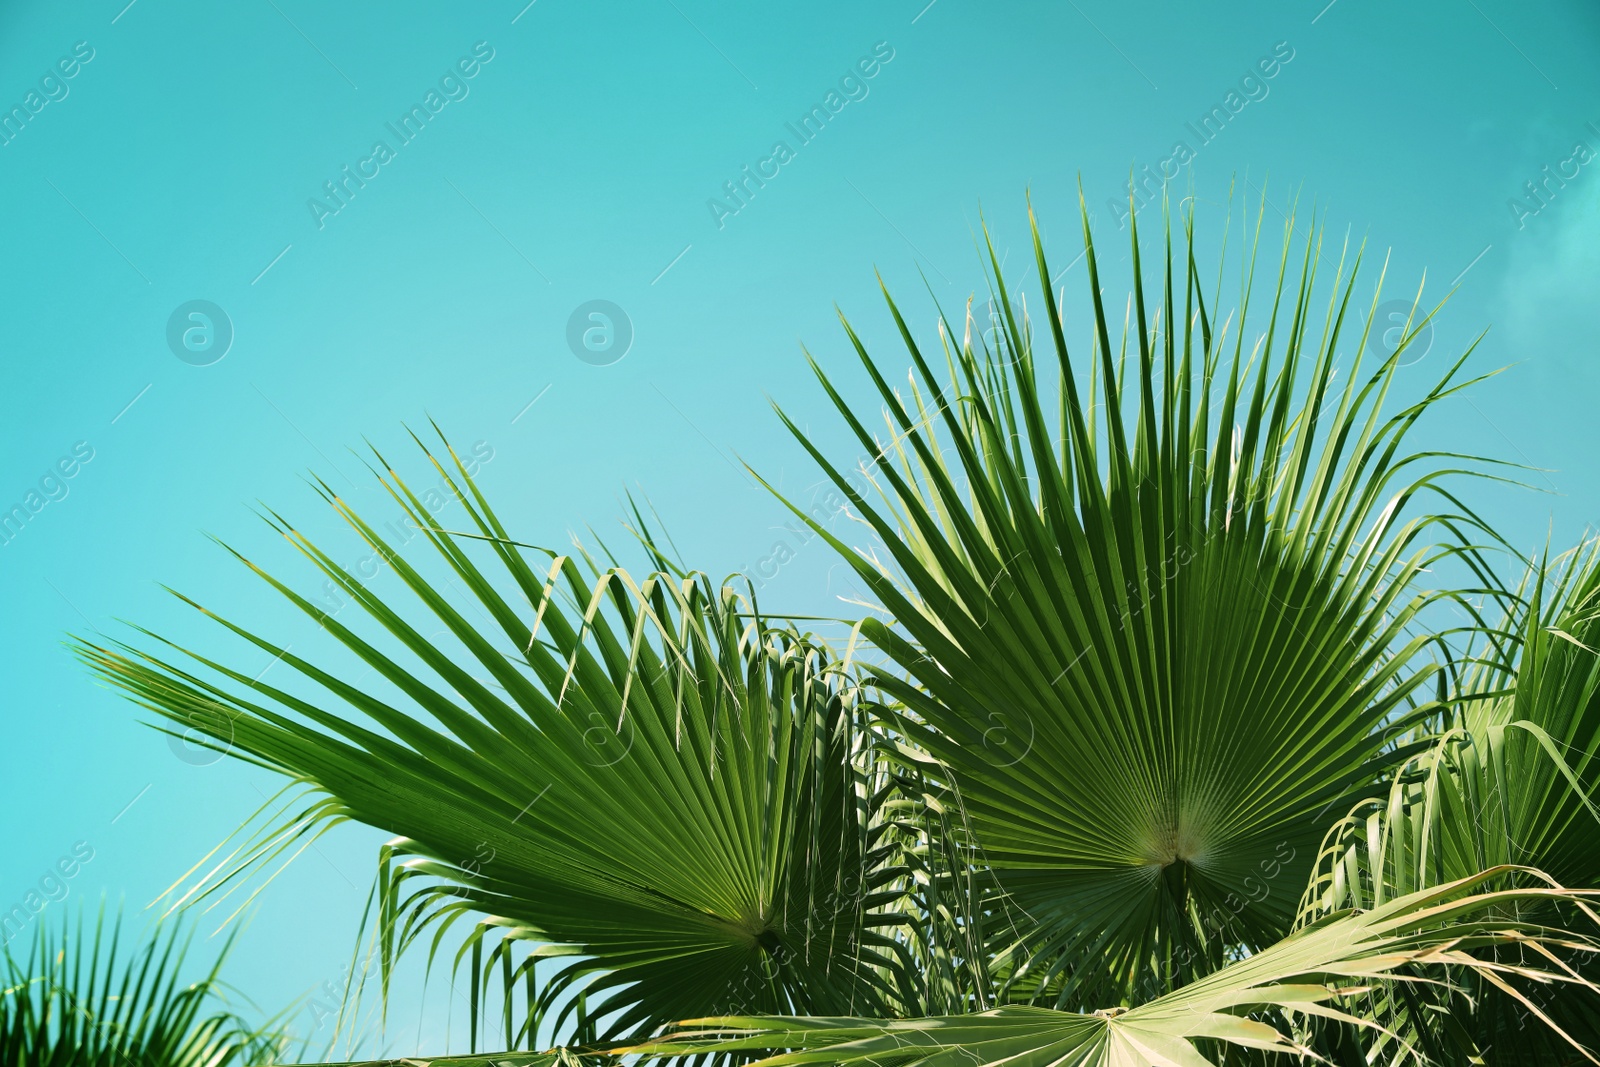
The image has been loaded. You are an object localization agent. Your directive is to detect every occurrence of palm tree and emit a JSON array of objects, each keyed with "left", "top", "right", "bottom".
[
  {"left": 0, "top": 909, "right": 288, "bottom": 1066},
  {"left": 78, "top": 195, "right": 1600, "bottom": 1064}
]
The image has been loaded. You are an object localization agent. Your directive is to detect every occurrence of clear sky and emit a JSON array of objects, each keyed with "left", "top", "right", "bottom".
[{"left": 1, "top": 0, "right": 1597, "bottom": 1056}]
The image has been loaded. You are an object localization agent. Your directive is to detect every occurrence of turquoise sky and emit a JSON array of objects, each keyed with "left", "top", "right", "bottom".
[{"left": 2, "top": 0, "right": 1597, "bottom": 1055}]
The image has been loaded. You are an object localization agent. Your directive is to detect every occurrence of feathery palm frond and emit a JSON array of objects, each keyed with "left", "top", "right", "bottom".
[{"left": 294, "top": 1054, "right": 604, "bottom": 1067}]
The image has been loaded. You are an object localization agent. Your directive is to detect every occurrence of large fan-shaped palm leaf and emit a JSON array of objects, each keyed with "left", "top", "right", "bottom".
[
  {"left": 79, "top": 436, "right": 907, "bottom": 1048},
  {"left": 766, "top": 196, "right": 1497, "bottom": 1007}
]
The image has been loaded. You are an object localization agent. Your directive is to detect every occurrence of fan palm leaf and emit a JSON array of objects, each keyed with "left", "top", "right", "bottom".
[
  {"left": 78, "top": 434, "right": 908, "bottom": 1049},
  {"left": 762, "top": 194, "right": 1501, "bottom": 1007}
]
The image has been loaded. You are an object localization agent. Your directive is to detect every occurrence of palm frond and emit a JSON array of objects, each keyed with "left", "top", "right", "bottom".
[
  {"left": 636, "top": 872, "right": 1600, "bottom": 1066},
  {"left": 1301, "top": 537, "right": 1600, "bottom": 1060},
  {"left": 77, "top": 429, "right": 911, "bottom": 1049},
  {"left": 761, "top": 191, "right": 1505, "bottom": 1008},
  {"left": 0, "top": 907, "right": 286, "bottom": 1067}
]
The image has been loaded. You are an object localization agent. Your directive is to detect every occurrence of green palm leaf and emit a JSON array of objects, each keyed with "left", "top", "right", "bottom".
[
  {"left": 291, "top": 1055, "right": 604, "bottom": 1067},
  {"left": 765, "top": 194, "right": 1501, "bottom": 1007},
  {"left": 636, "top": 871, "right": 1600, "bottom": 1066},
  {"left": 0, "top": 908, "right": 286, "bottom": 1066},
  {"left": 1301, "top": 538, "right": 1600, "bottom": 1060},
  {"left": 78, "top": 433, "right": 907, "bottom": 1048}
]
